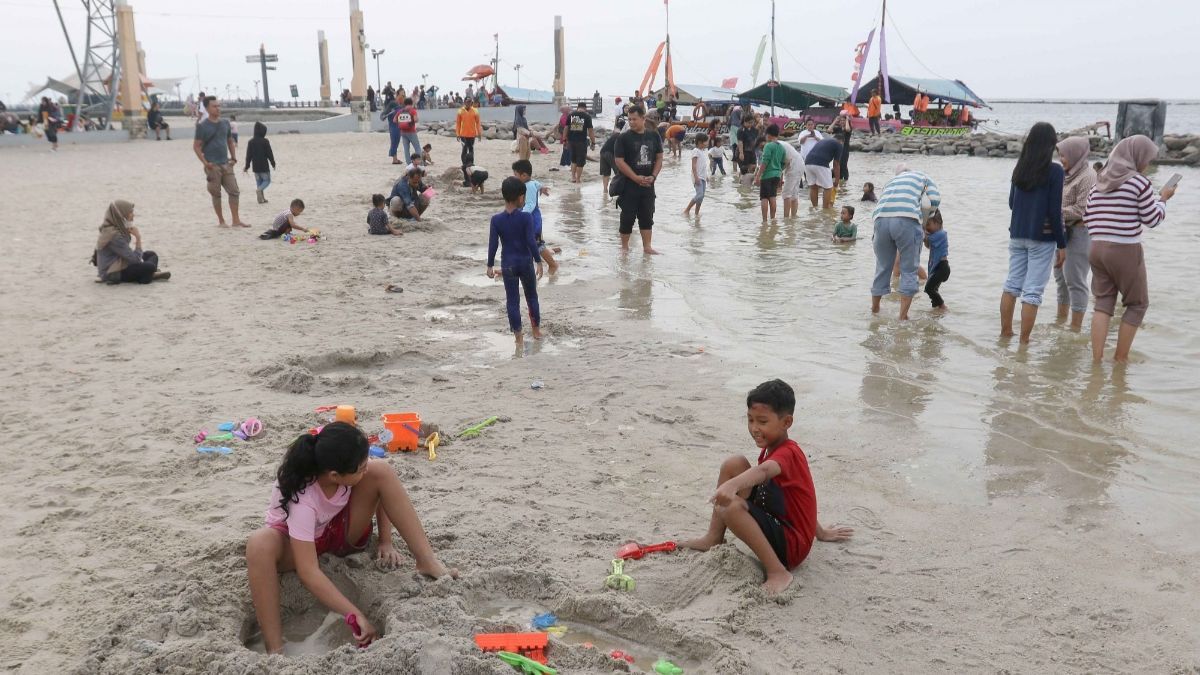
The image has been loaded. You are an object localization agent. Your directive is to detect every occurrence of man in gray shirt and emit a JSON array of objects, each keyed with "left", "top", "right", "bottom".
[{"left": 193, "top": 97, "right": 247, "bottom": 227}]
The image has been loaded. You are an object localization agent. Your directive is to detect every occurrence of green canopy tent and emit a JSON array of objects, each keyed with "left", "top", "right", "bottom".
[
  {"left": 853, "top": 75, "right": 989, "bottom": 108},
  {"left": 737, "top": 81, "right": 849, "bottom": 111}
]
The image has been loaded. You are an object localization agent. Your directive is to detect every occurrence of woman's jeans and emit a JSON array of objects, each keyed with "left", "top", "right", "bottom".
[
  {"left": 388, "top": 122, "right": 400, "bottom": 158},
  {"left": 871, "top": 217, "right": 924, "bottom": 297},
  {"left": 254, "top": 171, "right": 271, "bottom": 191},
  {"left": 401, "top": 132, "right": 421, "bottom": 164},
  {"left": 1004, "top": 238, "right": 1057, "bottom": 306},
  {"left": 502, "top": 261, "right": 540, "bottom": 332},
  {"left": 1054, "top": 225, "right": 1091, "bottom": 313}
]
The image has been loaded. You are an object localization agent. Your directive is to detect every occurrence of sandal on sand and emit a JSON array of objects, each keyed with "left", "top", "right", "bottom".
[
  {"left": 153, "top": 271, "right": 172, "bottom": 281},
  {"left": 385, "top": 284, "right": 403, "bottom": 293}
]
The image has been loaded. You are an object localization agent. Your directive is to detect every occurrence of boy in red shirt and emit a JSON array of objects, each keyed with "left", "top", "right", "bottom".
[{"left": 683, "top": 379, "right": 853, "bottom": 593}]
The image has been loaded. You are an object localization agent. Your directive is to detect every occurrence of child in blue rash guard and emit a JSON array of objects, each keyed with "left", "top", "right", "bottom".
[
  {"left": 487, "top": 177, "right": 544, "bottom": 343},
  {"left": 923, "top": 209, "right": 950, "bottom": 310},
  {"left": 512, "top": 159, "right": 559, "bottom": 275}
]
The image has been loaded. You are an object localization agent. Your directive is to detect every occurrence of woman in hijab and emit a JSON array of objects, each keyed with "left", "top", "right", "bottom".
[
  {"left": 1052, "top": 137, "right": 1098, "bottom": 330},
  {"left": 1083, "top": 135, "right": 1175, "bottom": 363},
  {"left": 511, "top": 104, "right": 547, "bottom": 158},
  {"left": 92, "top": 201, "right": 169, "bottom": 284}
]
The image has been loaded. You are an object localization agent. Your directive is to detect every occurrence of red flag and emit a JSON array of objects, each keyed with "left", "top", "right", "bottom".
[{"left": 721, "top": 77, "right": 739, "bottom": 89}]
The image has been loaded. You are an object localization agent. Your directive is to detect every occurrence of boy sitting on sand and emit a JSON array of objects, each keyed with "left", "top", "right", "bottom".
[
  {"left": 683, "top": 379, "right": 853, "bottom": 594},
  {"left": 258, "top": 199, "right": 308, "bottom": 239}
]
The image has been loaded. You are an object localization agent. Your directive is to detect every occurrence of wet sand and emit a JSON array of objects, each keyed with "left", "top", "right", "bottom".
[{"left": 0, "top": 133, "right": 1197, "bottom": 674}]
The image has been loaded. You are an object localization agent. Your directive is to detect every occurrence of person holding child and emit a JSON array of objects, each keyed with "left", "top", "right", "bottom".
[
  {"left": 487, "top": 177, "right": 544, "bottom": 344},
  {"left": 245, "top": 422, "right": 455, "bottom": 654},
  {"left": 91, "top": 200, "right": 171, "bottom": 284},
  {"left": 682, "top": 380, "right": 853, "bottom": 594}
]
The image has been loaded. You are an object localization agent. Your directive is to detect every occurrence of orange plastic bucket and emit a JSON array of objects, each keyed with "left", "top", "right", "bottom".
[{"left": 381, "top": 413, "right": 421, "bottom": 452}]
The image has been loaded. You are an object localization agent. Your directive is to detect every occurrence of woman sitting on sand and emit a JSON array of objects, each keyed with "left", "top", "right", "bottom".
[
  {"left": 91, "top": 200, "right": 170, "bottom": 284},
  {"left": 512, "top": 105, "right": 548, "bottom": 156}
]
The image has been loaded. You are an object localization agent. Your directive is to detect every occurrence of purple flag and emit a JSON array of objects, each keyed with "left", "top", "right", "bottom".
[
  {"left": 880, "top": 24, "right": 890, "bottom": 102},
  {"left": 849, "top": 29, "right": 876, "bottom": 102}
]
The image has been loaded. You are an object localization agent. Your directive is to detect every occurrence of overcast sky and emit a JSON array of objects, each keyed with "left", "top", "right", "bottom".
[{"left": 3, "top": 0, "right": 1196, "bottom": 105}]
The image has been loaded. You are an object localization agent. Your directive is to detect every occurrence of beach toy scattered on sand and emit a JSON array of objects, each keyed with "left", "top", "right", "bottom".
[
  {"left": 617, "top": 541, "right": 678, "bottom": 560},
  {"left": 205, "top": 432, "right": 235, "bottom": 443},
  {"left": 530, "top": 612, "right": 557, "bottom": 630},
  {"left": 474, "top": 633, "right": 548, "bottom": 664},
  {"left": 497, "top": 651, "right": 556, "bottom": 675},
  {"left": 217, "top": 422, "right": 236, "bottom": 432},
  {"left": 194, "top": 430, "right": 207, "bottom": 444},
  {"left": 653, "top": 658, "right": 684, "bottom": 674},
  {"left": 344, "top": 613, "right": 369, "bottom": 649},
  {"left": 609, "top": 650, "right": 635, "bottom": 664},
  {"left": 604, "top": 559, "right": 636, "bottom": 591},
  {"left": 196, "top": 446, "right": 232, "bottom": 455},
  {"left": 369, "top": 445, "right": 387, "bottom": 458},
  {"left": 422, "top": 187, "right": 437, "bottom": 200},
  {"left": 240, "top": 418, "right": 263, "bottom": 438},
  {"left": 381, "top": 412, "right": 421, "bottom": 451},
  {"left": 334, "top": 405, "right": 357, "bottom": 425},
  {"left": 457, "top": 416, "right": 499, "bottom": 440},
  {"left": 426, "top": 431, "right": 440, "bottom": 461}
]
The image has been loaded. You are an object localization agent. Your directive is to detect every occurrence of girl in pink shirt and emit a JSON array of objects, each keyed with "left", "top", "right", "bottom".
[{"left": 246, "top": 422, "right": 455, "bottom": 653}]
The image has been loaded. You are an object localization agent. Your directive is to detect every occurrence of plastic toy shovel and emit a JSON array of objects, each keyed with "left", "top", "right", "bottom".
[
  {"left": 616, "top": 541, "right": 677, "bottom": 560},
  {"left": 497, "top": 651, "right": 557, "bottom": 675}
]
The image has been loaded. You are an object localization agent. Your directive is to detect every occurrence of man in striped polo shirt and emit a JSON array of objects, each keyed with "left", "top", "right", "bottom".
[{"left": 871, "top": 166, "right": 942, "bottom": 320}]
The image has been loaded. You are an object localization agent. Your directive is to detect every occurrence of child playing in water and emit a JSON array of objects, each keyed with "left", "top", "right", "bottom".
[
  {"left": 682, "top": 379, "right": 853, "bottom": 594},
  {"left": 708, "top": 136, "right": 727, "bottom": 176},
  {"left": 684, "top": 133, "right": 710, "bottom": 217},
  {"left": 487, "top": 177, "right": 544, "bottom": 343},
  {"left": 833, "top": 205, "right": 858, "bottom": 242},
  {"left": 512, "top": 159, "right": 559, "bottom": 274},
  {"left": 245, "top": 422, "right": 455, "bottom": 654},
  {"left": 861, "top": 182, "right": 877, "bottom": 202},
  {"left": 258, "top": 199, "right": 308, "bottom": 239},
  {"left": 923, "top": 209, "right": 949, "bottom": 310},
  {"left": 367, "top": 193, "right": 403, "bottom": 236}
]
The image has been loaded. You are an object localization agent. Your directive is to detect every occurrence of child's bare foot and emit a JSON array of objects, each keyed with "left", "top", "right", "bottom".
[
  {"left": 531, "top": 325, "right": 543, "bottom": 340},
  {"left": 680, "top": 535, "right": 723, "bottom": 552},
  {"left": 644, "top": 247, "right": 661, "bottom": 255},
  {"left": 932, "top": 305, "right": 948, "bottom": 313},
  {"left": 232, "top": 221, "right": 250, "bottom": 228},
  {"left": 762, "top": 570, "right": 794, "bottom": 595},
  {"left": 415, "top": 559, "right": 459, "bottom": 580},
  {"left": 217, "top": 221, "right": 229, "bottom": 228},
  {"left": 1000, "top": 330, "right": 1015, "bottom": 338}
]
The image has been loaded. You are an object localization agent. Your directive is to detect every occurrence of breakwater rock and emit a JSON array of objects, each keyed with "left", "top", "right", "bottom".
[{"left": 848, "top": 131, "right": 1200, "bottom": 165}]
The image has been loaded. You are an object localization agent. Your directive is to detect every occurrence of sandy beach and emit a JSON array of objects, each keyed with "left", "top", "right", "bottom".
[{"left": 1, "top": 131, "right": 1198, "bottom": 674}]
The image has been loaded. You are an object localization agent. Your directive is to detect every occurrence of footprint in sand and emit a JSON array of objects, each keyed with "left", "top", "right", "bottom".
[{"left": 847, "top": 505, "right": 884, "bottom": 530}]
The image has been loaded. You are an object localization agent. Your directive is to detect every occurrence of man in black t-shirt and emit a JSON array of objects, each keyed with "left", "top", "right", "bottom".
[
  {"left": 613, "top": 106, "right": 663, "bottom": 255},
  {"left": 566, "top": 102, "right": 595, "bottom": 184},
  {"left": 736, "top": 117, "right": 761, "bottom": 184}
]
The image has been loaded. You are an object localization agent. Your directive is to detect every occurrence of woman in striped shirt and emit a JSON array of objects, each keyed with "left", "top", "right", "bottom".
[
  {"left": 1084, "top": 135, "right": 1176, "bottom": 363},
  {"left": 871, "top": 164, "right": 942, "bottom": 320}
]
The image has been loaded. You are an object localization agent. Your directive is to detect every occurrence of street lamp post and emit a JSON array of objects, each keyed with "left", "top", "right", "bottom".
[
  {"left": 337, "top": 77, "right": 344, "bottom": 105},
  {"left": 513, "top": 64, "right": 522, "bottom": 88},
  {"left": 371, "top": 48, "right": 386, "bottom": 94}
]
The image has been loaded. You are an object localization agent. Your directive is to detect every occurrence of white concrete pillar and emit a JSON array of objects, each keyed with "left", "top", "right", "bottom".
[
  {"left": 318, "top": 30, "right": 332, "bottom": 106},
  {"left": 116, "top": 0, "right": 146, "bottom": 138}
]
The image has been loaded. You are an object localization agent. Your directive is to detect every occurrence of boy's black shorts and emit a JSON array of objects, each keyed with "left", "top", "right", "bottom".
[
  {"left": 747, "top": 482, "right": 791, "bottom": 568},
  {"left": 759, "top": 176, "right": 781, "bottom": 200},
  {"left": 599, "top": 152, "right": 614, "bottom": 177},
  {"left": 569, "top": 140, "right": 589, "bottom": 167}
]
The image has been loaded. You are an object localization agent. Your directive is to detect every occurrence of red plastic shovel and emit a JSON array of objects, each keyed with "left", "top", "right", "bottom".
[{"left": 616, "top": 540, "right": 677, "bottom": 560}]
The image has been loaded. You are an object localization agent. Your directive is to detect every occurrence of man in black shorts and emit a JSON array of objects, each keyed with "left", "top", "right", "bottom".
[
  {"left": 736, "top": 116, "right": 760, "bottom": 185},
  {"left": 566, "top": 102, "right": 595, "bottom": 184},
  {"left": 613, "top": 106, "right": 663, "bottom": 255},
  {"left": 599, "top": 128, "right": 620, "bottom": 201}
]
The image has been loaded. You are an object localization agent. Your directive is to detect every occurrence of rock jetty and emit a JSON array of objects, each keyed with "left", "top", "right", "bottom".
[{"left": 847, "top": 131, "right": 1200, "bottom": 165}]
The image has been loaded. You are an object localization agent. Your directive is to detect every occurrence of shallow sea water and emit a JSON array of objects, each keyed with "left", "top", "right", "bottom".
[{"left": 537, "top": 152, "right": 1200, "bottom": 552}]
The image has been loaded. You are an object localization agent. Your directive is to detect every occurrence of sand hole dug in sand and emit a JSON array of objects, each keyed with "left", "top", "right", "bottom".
[
  {"left": 252, "top": 348, "right": 436, "bottom": 394},
  {"left": 460, "top": 567, "right": 750, "bottom": 672},
  {"left": 241, "top": 570, "right": 384, "bottom": 656}
]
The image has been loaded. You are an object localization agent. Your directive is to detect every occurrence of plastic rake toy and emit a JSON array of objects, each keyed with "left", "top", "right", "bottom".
[
  {"left": 457, "top": 416, "right": 499, "bottom": 439},
  {"left": 496, "top": 651, "right": 557, "bottom": 675},
  {"left": 604, "top": 559, "right": 636, "bottom": 591}
]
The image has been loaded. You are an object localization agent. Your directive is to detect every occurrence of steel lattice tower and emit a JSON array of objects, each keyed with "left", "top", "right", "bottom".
[{"left": 54, "top": 0, "right": 119, "bottom": 129}]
